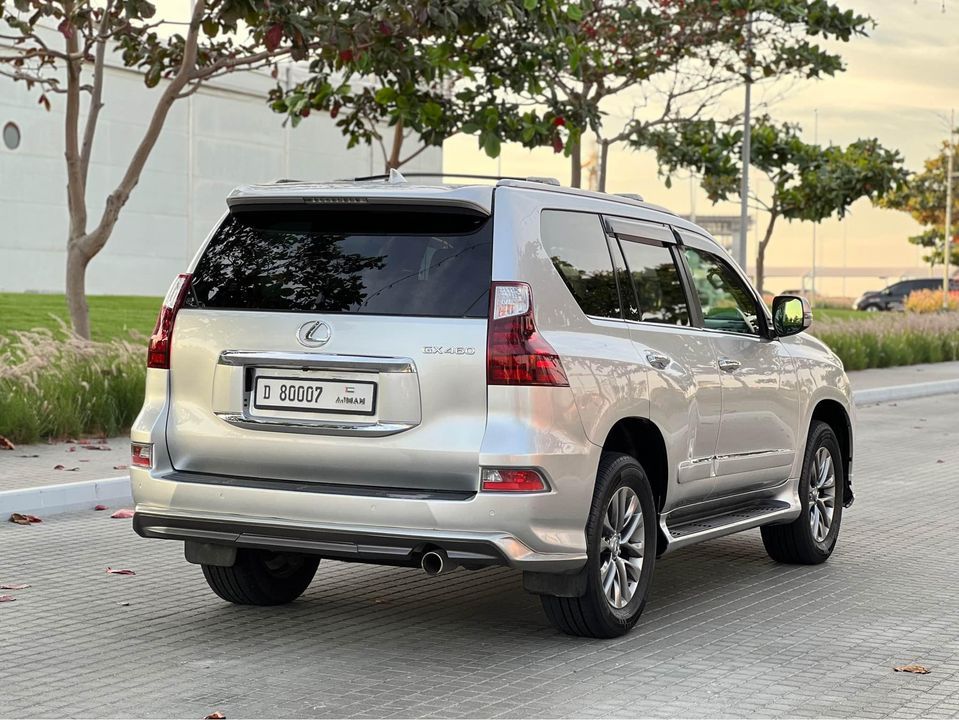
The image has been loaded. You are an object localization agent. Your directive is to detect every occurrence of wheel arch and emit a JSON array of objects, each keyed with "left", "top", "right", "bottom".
[
  {"left": 810, "top": 399, "right": 854, "bottom": 507},
  {"left": 600, "top": 417, "right": 669, "bottom": 514}
]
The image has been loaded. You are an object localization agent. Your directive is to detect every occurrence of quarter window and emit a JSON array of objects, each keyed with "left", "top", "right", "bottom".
[
  {"left": 683, "top": 247, "right": 761, "bottom": 336},
  {"left": 540, "top": 210, "right": 622, "bottom": 319},
  {"left": 618, "top": 239, "right": 690, "bottom": 326}
]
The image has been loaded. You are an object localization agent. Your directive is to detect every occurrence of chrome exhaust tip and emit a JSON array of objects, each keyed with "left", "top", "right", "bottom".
[{"left": 421, "top": 549, "right": 456, "bottom": 577}]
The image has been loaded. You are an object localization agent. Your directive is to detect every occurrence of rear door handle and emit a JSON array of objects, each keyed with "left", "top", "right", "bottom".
[
  {"left": 646, "top": 351, "right": 670, "bottom": 370},
  {"left": 718, "top": 357, "right": 741, "bottom": 372}
]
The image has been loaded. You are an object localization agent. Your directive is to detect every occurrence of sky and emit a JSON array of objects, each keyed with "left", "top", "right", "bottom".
[{"left": 444, "top": 0, "right": 959, "bottom": 296}]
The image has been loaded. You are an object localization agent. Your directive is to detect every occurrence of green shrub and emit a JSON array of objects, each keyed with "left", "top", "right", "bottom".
[
  {"left": 0, "top": 328, "right": 145, "bottom": 444},
  {"left": 812, "top": 312, "right": 959, "bottom": 372}
]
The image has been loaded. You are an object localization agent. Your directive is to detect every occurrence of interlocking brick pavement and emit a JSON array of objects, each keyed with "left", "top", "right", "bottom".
[{"left": 0, "top": 396, "right": 957, "bottom": 718}]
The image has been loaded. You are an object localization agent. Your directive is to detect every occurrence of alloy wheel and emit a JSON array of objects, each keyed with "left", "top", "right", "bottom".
[
  {"left": 808, "top": 446, "right": 837, "bottom": 542},
  {"left": 600, "top": 486, "right": 645, "bottom": 609}
]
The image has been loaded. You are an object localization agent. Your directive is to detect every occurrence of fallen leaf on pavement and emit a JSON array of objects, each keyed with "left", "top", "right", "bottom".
[
  {"left": 0, "top": 435, "right": 15, "bottom": 450},
  {"left": 113, "top": 464, "right": 129, "bottom": 470},
  {"left": 105, "top": 568, "right": 136, "bottom": 576},
  {"left": 18, "top": 454, "right": 39, "bottom": 458},
  {"left": 0, "top": 595, "right": 15, "bottom": 602},
  {"left": 53, "top": 464, "right": 79, "bottom": 471},
  {"left": 205, "top": 712, "right": 226, "bottom": 719},
  {"left": 937, "top": 459, "right": 944, "bottom": 464},
  {"left": 894, "top": 664, "right": 930, "bottom": 674},
  {"left": 94, "top": 504, "right": 108, "bottom": 511},
  {"left": 110, "top": 509, "right": 135, "bottom": 519},
  {"left": 117, "top": 601, "right": 130, "bottom": 606},
  {"left": 81, "top": 444, "right": 111, "bottom": 451},
  {"left": 9, "top": 513, "right": 41, "bottom": 525},
  {"left": 67, "top": 446, "right": 77, "bottom": 452},
  {"left": 0, "top": 584, "right": 30, "bottom": 590}
]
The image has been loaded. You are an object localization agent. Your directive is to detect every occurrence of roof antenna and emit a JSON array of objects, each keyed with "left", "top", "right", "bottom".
[{"left": 388, "top": 168, "right": 407, "bottom": 184}]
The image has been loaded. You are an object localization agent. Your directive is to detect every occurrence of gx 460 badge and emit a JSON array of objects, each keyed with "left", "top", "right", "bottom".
[{"left": 422, "top": 346, "right": 476, "bottom": 355}]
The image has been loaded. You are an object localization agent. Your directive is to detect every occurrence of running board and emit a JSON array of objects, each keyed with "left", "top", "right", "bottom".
[{"left": 660, "top": 499, "right": 799, "bottom": 554}]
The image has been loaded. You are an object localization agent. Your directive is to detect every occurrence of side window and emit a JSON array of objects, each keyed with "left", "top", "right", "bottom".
[
  {"left": 683, "top": 247, "right": 761, "bottom": 336},
  {"left": 618, "top": 238, "right": 690, "bottom": 326},
  {"left": 540, "top": 210, "right": 622, "bottom": 319}
]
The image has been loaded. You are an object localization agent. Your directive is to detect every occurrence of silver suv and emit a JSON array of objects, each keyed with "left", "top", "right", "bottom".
[{"left": 131, "top": 176, "right": 854, "bottom": 638}]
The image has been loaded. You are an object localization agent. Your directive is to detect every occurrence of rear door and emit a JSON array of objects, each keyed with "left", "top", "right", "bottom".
[
  {"left": 166, "top": 201, "right": 493, "bottom": 493},
  {"left": 607, "top": 218, "right": 723, "bottom": 505}
]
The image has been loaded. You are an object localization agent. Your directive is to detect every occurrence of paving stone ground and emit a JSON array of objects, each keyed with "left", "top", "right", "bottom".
[
  {"left": 0, "top": 437, "right": 128, "bottom": 492},
  {"left": 1, "top": 395, "right": 957, "bottom": 718}
]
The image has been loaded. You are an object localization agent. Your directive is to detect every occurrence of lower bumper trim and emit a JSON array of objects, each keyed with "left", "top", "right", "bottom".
[{"left": 134, "top": 512, "right": 510, "bottom": 568}]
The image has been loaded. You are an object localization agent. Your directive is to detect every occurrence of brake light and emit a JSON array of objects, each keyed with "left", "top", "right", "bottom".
[
  {"left": 148, "top": 273, "right": 192, "bottom": 369},
  {"left": 481, "top": 468, "right": 548, "bottom": 492},
  {"left": 487, "top": 282, "right": 568, "bottom": 386},
  {"left": 131, "top": 442, "right": 153, "bottom": 469}
]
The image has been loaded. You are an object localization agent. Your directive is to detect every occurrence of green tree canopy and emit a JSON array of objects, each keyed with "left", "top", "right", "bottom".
[
  {"left": 476, "top": 0, "right": 874, "bottom": 188},
  {"left": 881, "top": 140, "right": 959, "bottom": 268},
  {"left": 645, "top": 117, "right": 907, "bottom": 292}
]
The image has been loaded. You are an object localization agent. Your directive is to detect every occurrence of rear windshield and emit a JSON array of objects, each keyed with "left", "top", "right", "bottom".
[{"left": 186, "top": 205, "right": 493, "bottom": 318}]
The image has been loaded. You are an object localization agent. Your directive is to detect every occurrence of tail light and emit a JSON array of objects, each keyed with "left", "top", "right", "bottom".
[
  {"left": 481, "top": 468, "right": 548, "bottom": 492},
  {"left": 148, "top": 273, "right": 192, "bottom": 369},
  {"left": 487, "top": 282, "right": 568, "bottom": 386}
]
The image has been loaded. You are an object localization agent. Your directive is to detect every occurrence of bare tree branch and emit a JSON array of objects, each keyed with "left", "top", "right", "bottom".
[{"left": 79, "top": 0, "right": 113, "bottom": 187}]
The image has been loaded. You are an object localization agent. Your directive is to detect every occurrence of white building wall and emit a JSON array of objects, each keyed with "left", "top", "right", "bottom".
[{"left": 0, "top": 64, "right": 441, "bottom": 296}]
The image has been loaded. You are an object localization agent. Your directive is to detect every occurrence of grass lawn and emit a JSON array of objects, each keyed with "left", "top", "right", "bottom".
[
  {"left": 814, "top": 307, "right": 870, "bottom": 322},
  {"left": 0, "top": 292, "right": 161, "bottom": 342}
]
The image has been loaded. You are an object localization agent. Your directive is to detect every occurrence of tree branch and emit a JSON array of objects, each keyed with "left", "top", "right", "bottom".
[
  {"left": 81, "top": 0, "right": 206, "bottom": 257},
  {"left": 79, "top": 0, "right": 113, "bottom": 187},
  {"left": 64, "top": 6, "right": 88, "bottom": 241}
]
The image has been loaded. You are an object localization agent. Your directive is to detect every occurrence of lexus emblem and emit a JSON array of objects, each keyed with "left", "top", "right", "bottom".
[{"left": 296, "top": 320, "right": 332, "bottom": 348}]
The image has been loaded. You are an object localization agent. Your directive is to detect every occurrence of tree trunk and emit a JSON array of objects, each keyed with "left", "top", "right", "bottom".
[
  {"left": 756, "top": 211, "right": 778, "bottom": 296},
  {"left": 569, "top": 138, "right": 582, "bottom": 188},
  {"left": 598, "top": 139, "right": 610, "bottom": 192},
  {"left": 385, "top": 121, "right": 404, "bottom": 171},
  {"left": 66, "top": 243, "right": 91, "bottom": 339}
]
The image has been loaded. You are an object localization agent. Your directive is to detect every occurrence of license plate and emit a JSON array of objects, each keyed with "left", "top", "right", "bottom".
[{"left": 252, "top": 376, "right": 376, "bottom": 416}]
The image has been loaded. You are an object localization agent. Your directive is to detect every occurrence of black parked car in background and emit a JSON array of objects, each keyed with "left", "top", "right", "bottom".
[{"left": 853, "top": 278, "right": 959, "bottom": 311}]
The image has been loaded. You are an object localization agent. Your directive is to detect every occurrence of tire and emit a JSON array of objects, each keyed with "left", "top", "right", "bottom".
[
  {"left": 862, "top": 304, "right": 880, "bottom": 312},
  {"left": 201, "top": 549, "right": 320, "bottom": 605},
  {"left": 761, "top": 421, "right": 844, "bottom": 565},
  {"left": 541, "top": 452, "right": 657, "bottom": 638}
]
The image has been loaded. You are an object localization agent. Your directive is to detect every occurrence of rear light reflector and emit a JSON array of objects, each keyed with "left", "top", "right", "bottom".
[
  {"left": 131, "top": 442, "right": 153, "bottom": 469},
  {"left": 481, "top": 468, "right": 549, "bottom": 493},
  {"left": 148, "top": 273, "right": 192, "bottom": 369},
  {"left": 487, "top": 282, "right": 569, "bottom": 386}
]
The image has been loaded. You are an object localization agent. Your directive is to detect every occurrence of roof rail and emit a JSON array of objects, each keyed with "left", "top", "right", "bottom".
[
  {"left": 615, "top": 192, "right": 645, "bottom": 202},
  {"left": 348, "top": 172, "right": 562, "bottom": 186}
]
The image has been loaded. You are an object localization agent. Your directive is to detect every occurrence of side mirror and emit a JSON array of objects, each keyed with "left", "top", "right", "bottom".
[{"left": 772, "top": 295, "right": 812, "bottom": 337}]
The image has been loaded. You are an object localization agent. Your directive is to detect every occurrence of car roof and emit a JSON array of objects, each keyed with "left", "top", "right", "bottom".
[{"left": 225, "top": 175, "right": 719, "bottom": 250}]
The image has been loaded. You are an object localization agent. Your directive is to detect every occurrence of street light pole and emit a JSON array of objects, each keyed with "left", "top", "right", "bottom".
[
  {"left": 736, "top": 13, "right": 752, "bottom": 273},
  {"left": 811, "top": 109, "right": 818, "bottom": 306},
  {"left": 944, "top": 108, "right": 955, "bottom": 309}
]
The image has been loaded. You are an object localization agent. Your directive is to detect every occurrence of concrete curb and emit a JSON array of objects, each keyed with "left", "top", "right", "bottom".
[
  {"left": 852, "top": 379, "right": 959, "bottom": 406},
  {"left": 0, "top": 475, "right": 132, "bottom": 517},
  {"left": 3, "top": 378, "right": 957, "bottom": 518}
]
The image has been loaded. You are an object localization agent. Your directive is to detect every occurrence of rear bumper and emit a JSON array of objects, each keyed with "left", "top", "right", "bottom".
[
  {"left": 130, "top": 466, "right": 595, "bottom": 572},
  {"left": 133, "top": 508, "right": 585, "bottom": 571}
]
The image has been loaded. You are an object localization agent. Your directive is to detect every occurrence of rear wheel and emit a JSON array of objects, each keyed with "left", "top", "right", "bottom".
[
  {"left": 202, "top": 549, "right": 319, "bottom": 605},
  {"left": 761, "top": 421, "right": 844, "bottom": 564},
  {"left": 541, "top": 452, "right": 657, "bottom": 638}
]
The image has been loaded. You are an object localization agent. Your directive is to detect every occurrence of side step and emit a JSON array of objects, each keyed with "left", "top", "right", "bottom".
[{"left": 660, "top": 499, "right": 799, "bottom": 554}]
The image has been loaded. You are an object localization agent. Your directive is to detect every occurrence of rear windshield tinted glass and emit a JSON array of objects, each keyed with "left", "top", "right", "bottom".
[{"left": 186, "top": 206, "right": 492, "bottom": 318}]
